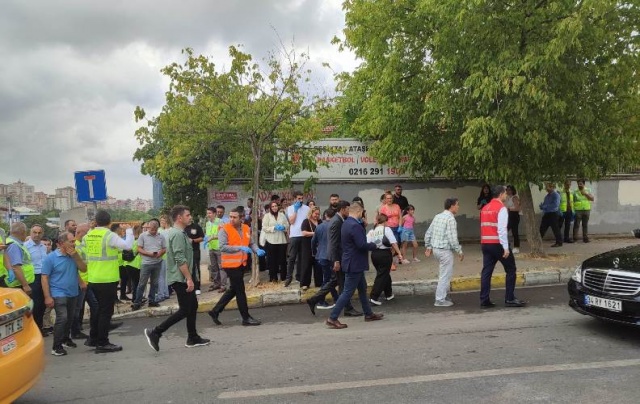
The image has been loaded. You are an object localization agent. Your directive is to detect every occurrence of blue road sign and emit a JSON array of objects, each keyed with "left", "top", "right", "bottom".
[{"left": 74, "top": 170, "right": 107, "bottom": 202}]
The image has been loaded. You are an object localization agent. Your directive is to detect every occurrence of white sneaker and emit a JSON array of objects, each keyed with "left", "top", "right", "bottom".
[
  {"left": 434, "top": 300, "right": 454, "bottom": 307},
  {"left": 512, "top": 248, "right": 520, "bottom": 254},
  {"left": 195, "top": 290, "right": 201, "bottom": 295},
  {"left": 401, "top": 259, "right": 411, "bottom": 264},
  {"left": 370, "top": 298, "right": 382, "bottom": 306},
  {"left": 413, "top": 258, "right": 421, "bottom": 262},
  {"left": 386, "top": 294, "right": 395, "bottom": 301}
]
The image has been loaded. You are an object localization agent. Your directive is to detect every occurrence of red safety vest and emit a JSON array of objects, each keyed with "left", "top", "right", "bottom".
[
  {"left": 220, "top": 223, "right": 251, "bottom": 269},
  {"left": 480, "top": 198, "right": 504, "bottom": 244}
]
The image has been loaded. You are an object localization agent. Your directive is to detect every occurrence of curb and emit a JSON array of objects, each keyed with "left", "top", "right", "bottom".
[{"left": 113, "top": 267, "right": 574, "bottom": 321}]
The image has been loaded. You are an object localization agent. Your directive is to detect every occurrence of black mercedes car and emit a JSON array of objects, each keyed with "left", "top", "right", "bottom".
[{"left": 568, "top": 244, "right": 640, "bottom": 326}]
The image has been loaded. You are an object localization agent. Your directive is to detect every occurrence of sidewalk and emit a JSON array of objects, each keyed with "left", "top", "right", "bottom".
[{"left": 113, "top": 236, "right": 638, "bottom": 319}]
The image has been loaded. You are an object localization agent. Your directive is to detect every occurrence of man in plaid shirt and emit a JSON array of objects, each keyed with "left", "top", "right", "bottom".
[{"left": 424, "top": 198, "right": 464, "bottom": 307}]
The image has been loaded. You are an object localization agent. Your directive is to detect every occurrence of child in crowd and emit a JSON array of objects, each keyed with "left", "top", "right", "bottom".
[{"left": 401, "top": 205, "right": 419, "bottom": 263}]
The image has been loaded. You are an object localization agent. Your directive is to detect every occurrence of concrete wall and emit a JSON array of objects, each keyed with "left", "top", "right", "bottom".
[{"left": 209, "top": 178, "right": 640, "bottom": 240}]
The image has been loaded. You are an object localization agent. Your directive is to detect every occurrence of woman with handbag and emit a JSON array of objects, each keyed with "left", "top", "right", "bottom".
[
  {"left": 368, "top": 213, "right": 404, "bottom": 306},
  {"left": 261, "top": 201, "right": 290, "bottom": 282}
]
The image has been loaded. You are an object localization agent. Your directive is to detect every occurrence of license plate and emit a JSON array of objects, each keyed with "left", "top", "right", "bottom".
[
  {"left": 1, "top": 337, "right": 17, "bottom": 356},
  {"left": 0, "top": 317, "right": 24, "bottom": 340},
  {"left": 584, "top": 295, "right": 622, "bottom": 312}
]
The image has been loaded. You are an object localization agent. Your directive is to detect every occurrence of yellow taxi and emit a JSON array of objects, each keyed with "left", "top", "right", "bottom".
[{"left": 0, "top": 287, "right": 45, "bottom": 403}]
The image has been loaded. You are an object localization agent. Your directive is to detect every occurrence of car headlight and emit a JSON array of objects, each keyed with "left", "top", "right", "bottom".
[{"left": 571, "top": 265, "right": 582, "bottom": 283}]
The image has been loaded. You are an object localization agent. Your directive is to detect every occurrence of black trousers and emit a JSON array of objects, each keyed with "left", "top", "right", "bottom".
[
  {"left": 480, "top": 244, "right": 516, "bottom": 303},
  {"left": 31, "top": 274, "right": 46, "bottom": 330},
  {"left": 125, "top": 266, "right": 140, "bottom": 302},
  {"left": 211, "top": 268, "right": 250, "bottom": 320},
  {"left": 265, "top": 242, "right": 287, "bottom": 281},
  {"left": 299, "top": 238, "right": 314, "bottom": 287},
  {"left": 307, "top": 267, "right": 354, "bottom": 311},
  {"left": 370, "top": 249, "right": 393, "bottom": 300},
  {"left": 558, "top": 211, "right": 573, "bottom": 241},
  {"left": 191, "top": 248, "right": 201, "bottom": 291},
  {"left": 88, "top": 281, "right": 118, "bottom": 346},
  {"left": 119, "top": 266, "right": 129, "bottom": 298},
  {"left": 540, "top": 212, "right": 562, "bottom": 244},
  {"left": 155, "top": 282, "right": 198, "bottom": 338},
  {"left": 286, "top": 237, "right": 303, "bottom": 281},
  {"left": 507, "top": 211, "right": 521, "bottom": 248}
]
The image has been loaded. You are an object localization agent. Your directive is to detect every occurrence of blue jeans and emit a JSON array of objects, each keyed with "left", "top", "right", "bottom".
[
  {"left": 329, "top": 272, "right": 373, "bottom": 320},
  {"left": 318, "top": 259, "right": 338, "bottom": 302},
  {"left": 135, "top": 262, "right": 161, "bottom": 305}
]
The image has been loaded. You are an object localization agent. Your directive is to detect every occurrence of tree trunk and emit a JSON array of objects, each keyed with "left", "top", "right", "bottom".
[
  {"left": 249, "top": 148, "right": 262, "bottom": 287},
  {"left": 519, "top": 185, "right": 545, "bottom": 257}
]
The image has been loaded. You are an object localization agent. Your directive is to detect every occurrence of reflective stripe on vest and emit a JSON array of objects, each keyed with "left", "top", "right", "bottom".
[
  {"left": 84, "top": 228, "right": 120, "bottom": 283},
  {"left": 480, "top": 199, "right": 503, "bottom": 244},
  {"left": 573, "top": 188, "right": 592, "bottom": 210},
  {"left": 5, "top": 237, "right": 35, "bottom": 287},
  {"left": 221, "top": 223, "right": 250, "bottom": 269}
]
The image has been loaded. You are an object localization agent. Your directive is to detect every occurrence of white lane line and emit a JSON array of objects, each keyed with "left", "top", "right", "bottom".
[{"left": 218, "top": 358, "right": 640, "bottom": 399}]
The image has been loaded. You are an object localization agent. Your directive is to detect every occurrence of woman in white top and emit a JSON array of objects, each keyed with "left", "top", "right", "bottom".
[
  {"left": 367, "top": 213, "right": 404, "bottom": 305},
  {"left": 505, "top": 185, "right": 521, "bottom": 253},
  {"left": 261, "top": 201, "right": 290, "bottom": 282}
]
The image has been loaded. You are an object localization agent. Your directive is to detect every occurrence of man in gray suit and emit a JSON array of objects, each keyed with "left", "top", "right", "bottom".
[{"left": 305, "top": 200, "right": 362, "bottom": 316}]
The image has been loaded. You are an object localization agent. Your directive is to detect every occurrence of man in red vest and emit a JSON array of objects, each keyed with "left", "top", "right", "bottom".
[
  {"left": 207, "top": 207, "right": 264, "bottom": 326},
  {"left": 480, "top": 185, "right": 526, "bottom": 308}
]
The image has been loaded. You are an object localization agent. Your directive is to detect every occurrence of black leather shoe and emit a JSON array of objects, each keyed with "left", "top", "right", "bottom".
[
  {"left": 583, "top": 239, "right": 590, "bottom": 243},
  {"left": 131, "top": 304, "right": 141, "bottom": 311},
  {"left": 564, "top": 239, "right": 574, "bottom": 243},
  {"left": 242, "top": 317, "right": 261, "bottom": 326},
  {"left": 208, "top": 310, "right": 221, "bottom": 325},
  {"left": 148, "top": 302, "right": 161, "bottom": 308},
  {"left": 480, "top": 301, "right": 496, "bottom": 308},
  {"left": 84, "top": 338, "right": 97, "bottom": 347},
  {"left": 284, "top": 279, "right": 292, "bottom": 287},
  {"left": 505, "top": 299, "right": 526, "bottom": 307},
  {"left": 95, "top": 343, "right": 123, "bottom": 353},
  {"left": 550, "top": 243, "right": 562, "bottom": 247},
  {"left": 72, "top": 331, "right": 88, "bottom": 339},
  {"left": 109, "top": 322, "right": 123, "bottom": 331},
  {"left": 344, "top": 309, "right": 363, "bottom": 317},
  {"left": 306, "top": 300, "right": 316, "bottom": 316}
]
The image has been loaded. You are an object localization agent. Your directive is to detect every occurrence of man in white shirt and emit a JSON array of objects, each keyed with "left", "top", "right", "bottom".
[{"left": 284, "top": 191, "right": 310, "bottom": 287}]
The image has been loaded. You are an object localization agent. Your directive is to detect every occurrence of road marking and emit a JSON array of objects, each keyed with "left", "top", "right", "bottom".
[{"left": 218, "top": 358, "right": 640, "bottom": 399}]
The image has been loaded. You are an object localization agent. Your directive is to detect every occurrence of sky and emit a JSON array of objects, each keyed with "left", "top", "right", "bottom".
[{"left": 0, "top": 0, "right": 357, "bottom": 200}]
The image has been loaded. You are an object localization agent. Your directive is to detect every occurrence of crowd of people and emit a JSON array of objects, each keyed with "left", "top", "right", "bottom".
[{"left": 0, "top": 181, "right": 595, "bottom": 354}]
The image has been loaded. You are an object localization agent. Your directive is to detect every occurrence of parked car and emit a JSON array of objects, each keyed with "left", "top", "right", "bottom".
[
  {"left": 568, "top": 244, "right": 640, "bottom": 326},
  {"left": 0, "top": 287, "right": 45, "bottom": 403}
]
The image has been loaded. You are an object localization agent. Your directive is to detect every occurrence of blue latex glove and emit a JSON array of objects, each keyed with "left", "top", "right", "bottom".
[
  {"left": 274, "top": 224, "right": 285, "bottom": 231},
  {"left": 294, "top": 201, "right": 302, "bottom": 212},
  {"left": 256, "top": 249, "right": 266, "bottom": 257},
  {"left": 203, "top": 235, "right": 209, "bottom": 244},
  {"left": 238, "top": 246, "right": 253, "bottom": 254},
  {"left": 7, "top": 269, "right": 16, "bottom": 284},
  {"left": 397, "top": 226, "right": 404, "bottom": 235}
]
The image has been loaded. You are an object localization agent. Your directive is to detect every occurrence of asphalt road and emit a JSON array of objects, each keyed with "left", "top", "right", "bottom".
[{"left": 18, "top": 285, "right": 640, "bottom": 404}]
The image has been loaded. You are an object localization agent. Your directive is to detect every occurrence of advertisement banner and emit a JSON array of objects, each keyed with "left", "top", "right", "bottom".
[{"left": 275, "top": 138, "right": 411, "bottom": 181}]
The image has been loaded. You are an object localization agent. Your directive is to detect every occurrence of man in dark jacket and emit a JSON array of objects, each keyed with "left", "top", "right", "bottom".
[
  {"left": 325, "top": 203, "right": 384, "bottom": 329},
  {"left": 306, "top": 201, "right": 360, "bottom": 316}
]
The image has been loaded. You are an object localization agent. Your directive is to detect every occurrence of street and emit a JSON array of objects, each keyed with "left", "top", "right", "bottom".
[{"left": 19, "top": 285, "right": 640, "bottom": 403}]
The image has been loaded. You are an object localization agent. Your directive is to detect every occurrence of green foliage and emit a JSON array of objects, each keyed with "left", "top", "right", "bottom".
[
  {"left": 134, "top": 45, "right": 335, "bottom": 216},
  {"left": 41, "top": 209, "right": 61, "bottom": 218},
  {"left": 338, "top": 0, "right": 640, "bottom": 186}
]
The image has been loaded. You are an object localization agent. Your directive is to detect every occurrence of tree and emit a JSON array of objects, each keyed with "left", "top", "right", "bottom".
[
  {"left": 337, "top": 0, "right": 640, "bottom": 255},
  {"left": 134, "top": 45, "right": 333, "bottom": 284}
]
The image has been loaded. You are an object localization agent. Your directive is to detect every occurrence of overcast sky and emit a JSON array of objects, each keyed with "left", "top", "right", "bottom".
[{"left": 0, "top": 0, "right": 356, "bottom": 200}]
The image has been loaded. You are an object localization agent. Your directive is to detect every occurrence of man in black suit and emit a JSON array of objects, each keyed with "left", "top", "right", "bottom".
[
  {"left": 326, "top": 203, "right": 384, "bottom": 329},
  {"left": 305, "top": 200, "right": 361, "bottom": 316}
]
